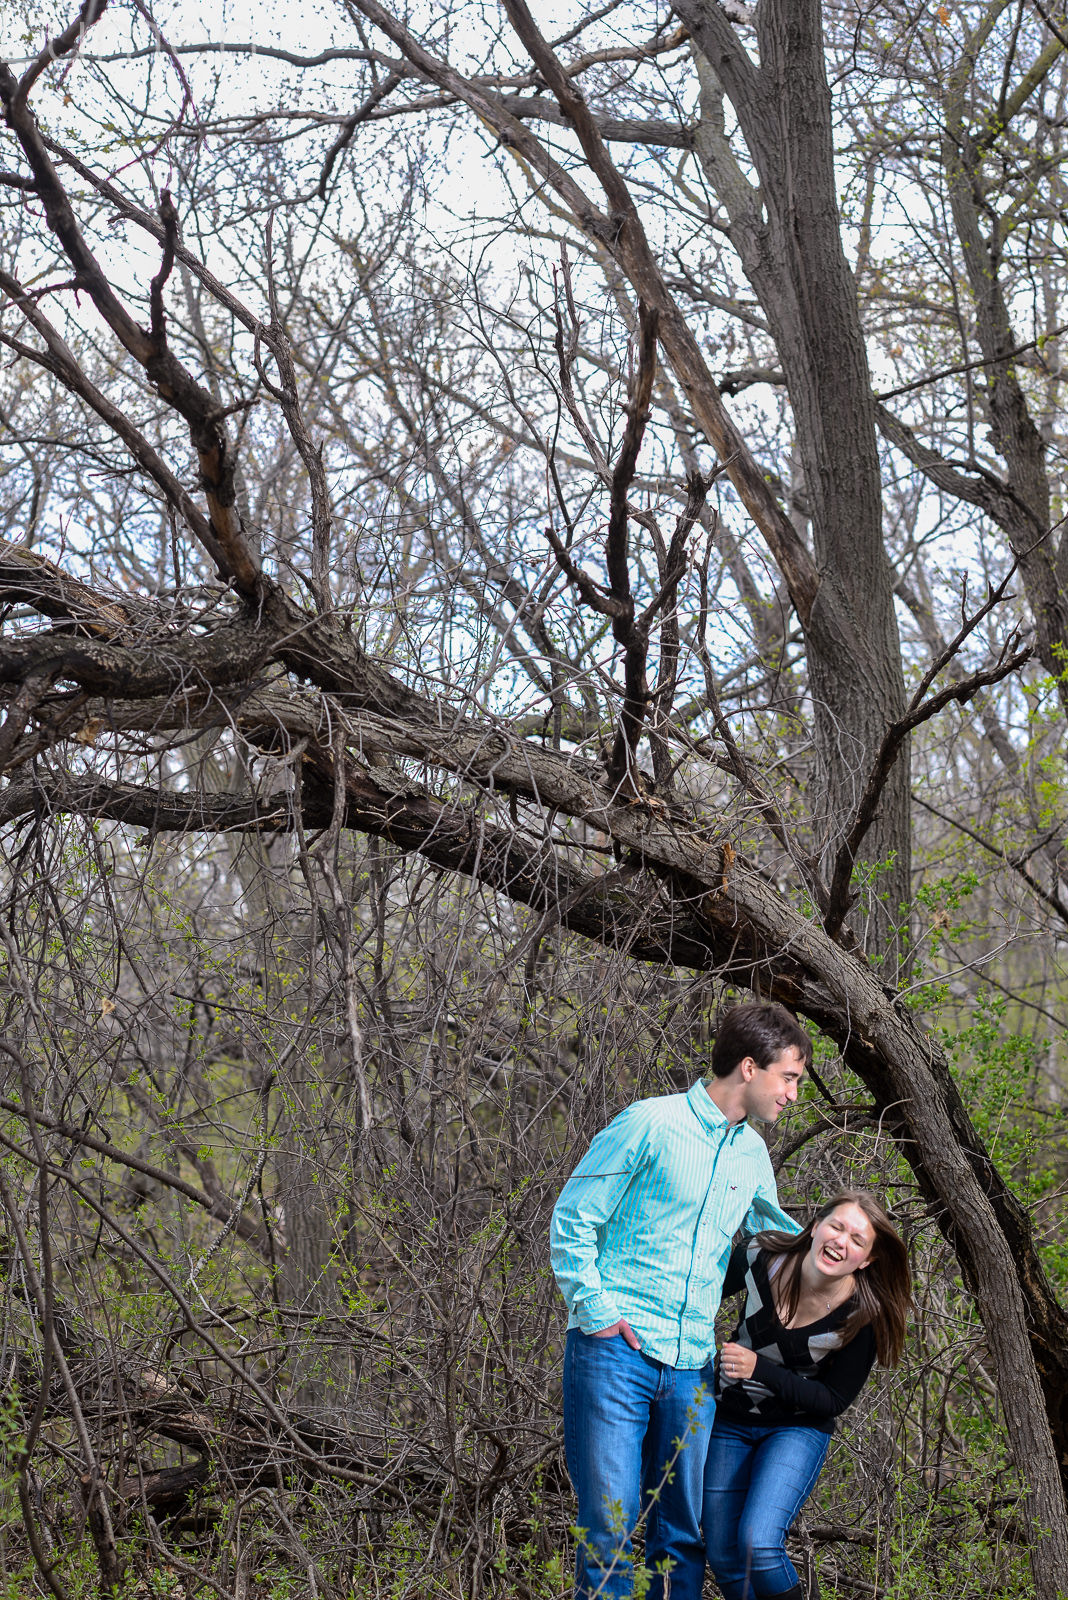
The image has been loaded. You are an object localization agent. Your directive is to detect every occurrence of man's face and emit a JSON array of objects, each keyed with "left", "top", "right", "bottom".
[{"left": 738, "top": 1046, "right": 805, "bottom": 1123}]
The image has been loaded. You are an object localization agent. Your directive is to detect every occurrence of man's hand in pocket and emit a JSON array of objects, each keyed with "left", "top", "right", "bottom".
[{"left": 591, "top": 1319, "right": 641, "bottom": 1349}]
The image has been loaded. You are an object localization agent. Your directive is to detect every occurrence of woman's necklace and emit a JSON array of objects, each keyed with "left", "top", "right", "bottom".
[
  {"left": 804, "top": 1276, "right": 853, "bottom": 1315},
  {"left": 788, "top": 1270, "right": 854, "bottom": 1325},
  {"left": 771, "top": 1258, "right": 854, "bottom": 1326}
]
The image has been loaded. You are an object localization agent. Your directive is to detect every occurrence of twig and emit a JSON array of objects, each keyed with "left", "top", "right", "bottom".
[
  {"left": 913, "top": 795, "right": 1068, "bottom": 932},
  {"left": 11, "top": 0, "right": 106, "bottom": 112},
  {"left": 605, "top": 301, "right": 658, "bottom": 789},
  {"left": 552, "top": 251, "right": 612, "bottom": 481},
  {"left": 646, "top": 471, "right": 712, "bottom": 786},
  {"left": 824, "top": 637, "right": 1034, "bottom": 939},
  {"left": 874, "top": 324, "right": 1068, "bottom": 402},
  {"left": 906, "top": 564, "right": 1020, "bottom": 717},
  {"left": 318, "top": 70, "right": 402, "bottom": 198},
  {"left": 693, "top": 540, "right": 831, "bottom": 913},
  {"left": 148, "top": 189, "right": 178, "bottom": 350}
]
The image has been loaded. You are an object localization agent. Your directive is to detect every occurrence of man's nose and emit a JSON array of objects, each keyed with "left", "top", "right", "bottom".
[{"left": 787, "top": 1082, "right": 798, "bottom": 1102}]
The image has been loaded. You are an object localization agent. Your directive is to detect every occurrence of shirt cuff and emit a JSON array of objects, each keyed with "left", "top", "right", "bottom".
[{"left": 574, "top": 1291, "right": 622, "bottom": 1334}]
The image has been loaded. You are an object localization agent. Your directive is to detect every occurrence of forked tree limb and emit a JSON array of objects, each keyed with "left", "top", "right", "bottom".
[
  {"left": 0, "top": 268, "right": 231, "bottom": 566},
  {"left": 350, "top": 0, "right": 821, "bottom": 627},
  {"left": 823, "top": 641, "right": 1033, "bottom": 937},
  {"left": 0, "top": 1096, "right": 274, "bottom": 1255},
  {"left": 0, "top": 28, "right": 264, "bottom": 601},
  {"left": 605, "top": 302, "right": 658, "bottom": 789}
]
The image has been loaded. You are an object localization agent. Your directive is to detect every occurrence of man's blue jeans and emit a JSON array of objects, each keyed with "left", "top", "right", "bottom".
[
  {"left": 563, "top": 1329, "right": 715, "bottom": 1600},
  {"left": 703, "top": 1414, "right": 830, "bottom": 1599}
]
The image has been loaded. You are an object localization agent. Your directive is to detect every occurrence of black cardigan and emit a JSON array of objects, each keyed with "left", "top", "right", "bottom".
[{"left": 714, "top": 1241, "right": 876, "bottom": 1434}]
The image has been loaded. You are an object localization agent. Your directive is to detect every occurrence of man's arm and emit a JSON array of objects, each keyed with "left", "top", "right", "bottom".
[
  {"left": 741, "top": 1153, "right": 801, "bottom": 1237},
  {"left": 549, "top": 1102, "right": 649, "bottom": 1334}
]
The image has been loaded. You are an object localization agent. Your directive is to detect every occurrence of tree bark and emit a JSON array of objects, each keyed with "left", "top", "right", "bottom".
[
  {"left": 680, "top": 0, "right": 910, "bottom": 958},
  {"left": 939, "top": 51, "right": 1068, "bottom": 717}
]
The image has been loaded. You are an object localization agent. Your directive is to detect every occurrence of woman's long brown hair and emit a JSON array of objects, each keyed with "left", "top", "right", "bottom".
[{"left": 757, "top": 1190, "right": 913, "bottom": 1365}]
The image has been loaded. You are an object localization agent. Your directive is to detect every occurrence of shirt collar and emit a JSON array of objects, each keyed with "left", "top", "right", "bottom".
[{"left": 687, "top": 1078, "right": 747, "bottom": 1138}]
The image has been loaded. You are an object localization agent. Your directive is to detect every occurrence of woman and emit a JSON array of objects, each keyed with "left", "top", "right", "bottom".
[{"left": 704, "top": 1190, "right": 912, "bottom": 1600}]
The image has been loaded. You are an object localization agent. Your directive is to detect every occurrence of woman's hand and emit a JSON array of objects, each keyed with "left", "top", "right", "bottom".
[{"left": 719, "top": 1341, "right": 756, "bottom": 1381}]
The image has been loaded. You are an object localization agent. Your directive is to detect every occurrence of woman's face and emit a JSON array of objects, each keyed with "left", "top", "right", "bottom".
[{"left": 808, "top": 1202, "right": 876, "bottom": 1282}]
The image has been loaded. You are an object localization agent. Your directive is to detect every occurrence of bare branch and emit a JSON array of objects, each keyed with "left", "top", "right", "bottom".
[
  {"left": 12, "top": 0, "right": 107, "bottom": 112},
  {"left": 874, "top": 324, "right": 1068, "bottom": 403},
  {"left": 148, "top": 188, "right": 178, "bottom": 351},
  {"left": 605, "top": 301, "right": 658, "bottom": 789},
  {"left": 0, "top": 60, "right": 265, "bottom": 599},
  {"left": 542, "top": 523, "right": 624, "bottom": 617},
  {"left": 0, "top": 1093, "right": 273, "bottom": 1254},
  {"left": 0, "top": 275, "right": 225, "bottom": 565},
  {"left": 914, "top": 795, "right": 1068, "bottom": 933},
  {"left": 351, "top": 0, "right": 821, "bottom": 622},
  {"left": 317, "top": 70, "right": 403, "bottom": 196},
  {"left": 824, "top": 642, "right": 1035, "bottom": 939}
]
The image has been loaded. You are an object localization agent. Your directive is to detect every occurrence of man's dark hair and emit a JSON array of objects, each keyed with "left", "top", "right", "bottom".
[{"left": 708, "top": 1001, "right": 813, "bottom": 1078}]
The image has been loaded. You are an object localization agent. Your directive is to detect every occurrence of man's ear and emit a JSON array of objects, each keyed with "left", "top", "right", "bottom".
[{"left": 738, "top": 1055, "right": 757, "bottom": 1081}]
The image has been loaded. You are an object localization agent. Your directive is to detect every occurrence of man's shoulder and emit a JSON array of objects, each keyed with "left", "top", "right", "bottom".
[
  {"left": 597, "top": 1089, "right": 702, "bottom": 1146},
  {"left": 639, "top": 1088, "right": 702, "bottom": 1122},
  {"left": 608, "top": 1089, "right": 689, "bottom": 1129},
  {"left": 734, "top": 1120, "right": 774, "bottom": 1158}
]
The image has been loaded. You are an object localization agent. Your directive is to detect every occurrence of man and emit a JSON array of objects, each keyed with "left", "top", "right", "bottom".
[{"left": 550, "top": 1001, "right": 810, "bottom": 1600}]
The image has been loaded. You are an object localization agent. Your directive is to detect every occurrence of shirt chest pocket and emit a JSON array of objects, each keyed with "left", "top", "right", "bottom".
[{"left": 704, "top": 1178, "right": 750, "bottom": 1243}]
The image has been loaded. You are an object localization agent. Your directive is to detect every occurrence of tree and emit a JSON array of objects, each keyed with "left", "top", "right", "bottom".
[{"left": 2, "top": 0, "right": 1068, "bottom": 1593}]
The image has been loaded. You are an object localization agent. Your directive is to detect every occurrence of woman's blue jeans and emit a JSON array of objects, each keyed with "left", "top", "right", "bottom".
[
  {"left": 703, "top": 1414, "right": 830, "bottom": 1599},
  {"left": 563, "top": 1329, "right": 716, "bottom": 1600}
]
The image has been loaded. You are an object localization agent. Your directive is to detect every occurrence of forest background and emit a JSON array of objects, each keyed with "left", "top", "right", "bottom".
[{"left": 0, "top": 0, "right": 1068, "bottom": 1595}]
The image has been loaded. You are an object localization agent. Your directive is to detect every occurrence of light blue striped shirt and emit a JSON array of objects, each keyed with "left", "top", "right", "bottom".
[{"left": 550, "top": 1080, "right": 800, "bottom": 1368}]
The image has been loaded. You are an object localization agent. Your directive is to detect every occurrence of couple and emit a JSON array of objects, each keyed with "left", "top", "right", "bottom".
[{"left": 550, "top": 1002, "right": 912, "bottom": 1600}]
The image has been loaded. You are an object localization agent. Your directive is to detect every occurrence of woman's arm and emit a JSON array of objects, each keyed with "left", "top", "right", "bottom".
[
  {"left": 751, "top": 1325, "right": 877, "bottom": 1419},
  {"left": 719, "top": 1241, "right": 753, "bottom": 1300}
]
